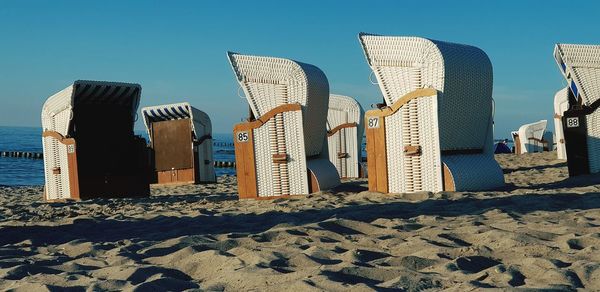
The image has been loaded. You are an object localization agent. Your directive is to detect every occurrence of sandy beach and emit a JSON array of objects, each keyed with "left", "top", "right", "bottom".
[{"left": 1, "top": 151, "right": 600, "bottom": 291}]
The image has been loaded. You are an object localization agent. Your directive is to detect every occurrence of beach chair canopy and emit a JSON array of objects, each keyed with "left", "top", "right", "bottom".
[
  {"left": 227, "top": 52, "right": 329, "bottom": 157},
  {"left": 327, "top": 94, "right": 364, "bottom": 146},
  {"left": 41, "top": 80, "right": 148, "bottom": 200},
  {"left": 42, "top": 80, "right": 141, "bottom": 136},
  {"left": 141, "top": 102, "right": 212, "bottom": 143},
  {"left": 358, "top": 33, "right": 493, "bottom": 153},
  {"left": 554, "top": 44, "right": 600, "bottom": 106}
]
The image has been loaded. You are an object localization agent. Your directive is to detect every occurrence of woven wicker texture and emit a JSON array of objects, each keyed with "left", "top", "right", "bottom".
[
  {"left": 306, "top": 158, "right": 341, "bottom": 191},
  {"left": 227, "top": 53, "right": 329, "bottom": 157},
  {"left": 41, "top": 137, "right": 70, "bottom": 200},
  {"left": 442, "top": 154, "right": 505, "bottom": 191},
  {"left": 327, "top": 94, "right": 364, "bottom": 178},
  {"left": 250, "top": 110, "right": 309, "bottom": 197},
  {"left": 554, "top": 44, "right": 600, "bottom": 106},
  {"left": 227, "top": 53, "right": 335, "bottom": 197},
  {"left": 359, "top": 33, "right": 503, "bottom": 192},
  {"left": 586, "top": 113, "right": 600, "bottom": 173},
  {"left": 385, "top": 95, "right": 443, "bottom": 193},
  {"left": 358, "top": 34, "right": 493, "bottom": 151},
  {"left": 41, "top": 80, "right": 141, "bottom": 200}
]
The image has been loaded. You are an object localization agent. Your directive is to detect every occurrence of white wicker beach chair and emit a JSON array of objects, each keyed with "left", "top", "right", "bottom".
[
  {"left": 554, "top": 87, "right": 569, "bottom": 160},
  {"left": 358, "top": 33, "right": 504, "bottom": 193},
  {"left": 327, "top": 94, "right": 365, "bottom": 178},
  {"left": 141, "top": 102, "right": 216, "bottom": 184},
  {"left": 227, "top": 52, "right": 340, "bottom": 199},
  {"left": 554, "top": 43, "right": 600, "bottom": 176},
  {"left": 512, "top": 120, "right": 548, "bottom": 154},
  {"left": 41, "top": 80, "right": 150, "bottom": 201}
]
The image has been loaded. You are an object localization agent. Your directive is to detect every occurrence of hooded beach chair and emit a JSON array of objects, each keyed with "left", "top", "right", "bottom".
[
  {"left": 554, "top": 87, "right": 569, "bottom": 160},
  {"left": 41, "top": 80, "right": 150, "bottom": 201},
  {"left": 141, "top": 102, "right": 216, "bottom": 185},
  {"left": 511, "top": 120, "right": 548, "bottom": 154},
  {"left": 327, "top": 94, "right": 365, "bottom": 178},
  {"left": 554, "top": 43, "right": 600, "bottom": 176},
  {"left": 358, "top": 33, "right": 504, "bottom": 193},
  {"left": 227, "top": 52, "right": 340, "bottom": 199}
]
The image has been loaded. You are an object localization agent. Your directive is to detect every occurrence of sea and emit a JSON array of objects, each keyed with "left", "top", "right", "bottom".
[
  {"left": 0, "top": 126, "right": 237, "bottom": 186},
  {"left": 0, "top": 126, "right": 511, "bottom": 186}
]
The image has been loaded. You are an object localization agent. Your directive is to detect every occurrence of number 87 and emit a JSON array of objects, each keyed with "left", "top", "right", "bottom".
[{"left": 368, "top": 117, "right": 379, "bottom": 128}]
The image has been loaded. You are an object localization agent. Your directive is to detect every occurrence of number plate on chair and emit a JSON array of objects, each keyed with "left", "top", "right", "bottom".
[
  {"left": 67, "top": 144, "right": 75, "bottom": 153},
  {"left": 566, "top": 117, "right": 579, "bottom": 128},
  {"left": 367, "top": 117, "right": 380, "bottom": 129},
  {"left": 236, "top": 131, "right": 249, "bottom": 142}
]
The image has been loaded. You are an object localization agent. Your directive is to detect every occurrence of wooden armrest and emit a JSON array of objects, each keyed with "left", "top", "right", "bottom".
[
  {"left": 365, "top": 88, "right": 437, "bottom": 119},
  {"left": 404, "top": 145, "right": 421, "bottom": 156},
  {"left": 327, "top": 123, "right": 358, "bottom": 137},
  {"left": 272, "top": 153, "right": 288, "bottom": 163},
  {"left": 42, "top": 130, "right": 67, "bottom": 142},
  {"left": 42, "top": 130, "right": 76, "bottom": 146},
  {"left": 528, "top": 137, "right": 546, "bottom": 143},
  {"left": 234, "top": 103, "right": 302, "bottom": 132}
]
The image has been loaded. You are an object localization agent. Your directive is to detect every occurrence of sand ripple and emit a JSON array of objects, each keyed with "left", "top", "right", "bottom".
[{"left": 1, "top": 152, "right": 600, "bottom": 290}]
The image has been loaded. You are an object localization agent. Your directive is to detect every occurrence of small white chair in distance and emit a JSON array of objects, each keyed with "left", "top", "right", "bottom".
[{"left": 512, "top": 120, "right": 548, "bottom": 154}]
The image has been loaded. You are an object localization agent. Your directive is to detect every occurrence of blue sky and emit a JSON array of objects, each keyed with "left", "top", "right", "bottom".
[{"left": 0, "top": 0, "right": 598, "bottom": 138}]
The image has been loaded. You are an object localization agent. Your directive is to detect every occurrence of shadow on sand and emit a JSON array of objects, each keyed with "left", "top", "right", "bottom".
[{"left": 2, "top": 187, "right": 600, "bottom": 247}]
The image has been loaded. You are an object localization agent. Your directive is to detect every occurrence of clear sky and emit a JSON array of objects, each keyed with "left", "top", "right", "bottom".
[{"left": 1, "top": 0, "right": 599, "bottom": 138}]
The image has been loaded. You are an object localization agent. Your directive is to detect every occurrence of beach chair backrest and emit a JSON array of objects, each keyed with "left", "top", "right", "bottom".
[
  {"left": 554, "top": 44, "right": 600, "bottom": 106},
  {"left": 327, "top": 94, "right": 364, "bottom": 147},
  {"left": 142, "top": 102, "right": 211, "bottom": 143},
  {"left": 227, "top": 52, "right": 329, "bottom": 157},
  {"left": 358, "top": 34, "right": 494, "bottom": 152},
  {"left": 141, "top": 102, "right": 215, "bottom": 183},
  {"left": 519, "top": 120, "right": 547, "bottom": 141}
]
